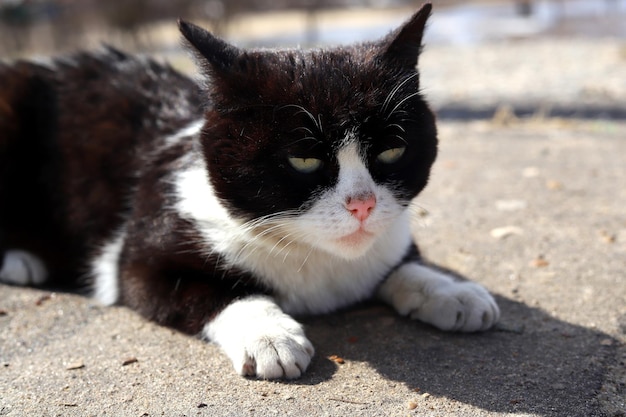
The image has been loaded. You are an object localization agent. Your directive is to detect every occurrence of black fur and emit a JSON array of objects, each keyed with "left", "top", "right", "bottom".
[
  {"left": 1, "top": 48, "right": 202, "bottom": 289},
  {"left": 0, "top": 4, "right": 436, "bottom": 335}
]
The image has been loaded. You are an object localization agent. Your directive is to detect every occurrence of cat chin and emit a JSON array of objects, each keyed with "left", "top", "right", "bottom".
[
  {"left": 337, "top": 229, "right": 375, "bottom": 246},
  {"left": 330, "top": 230, "right": 378, "bottom": 259}
]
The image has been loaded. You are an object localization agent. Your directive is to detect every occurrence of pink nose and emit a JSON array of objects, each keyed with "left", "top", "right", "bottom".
[{"left": 345, "top": 194, "right": 377, "bottom": 222}]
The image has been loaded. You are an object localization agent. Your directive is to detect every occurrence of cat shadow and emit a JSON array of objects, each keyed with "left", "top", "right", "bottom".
[{"left": 296, "top": 295, "right": 618, "bottom": 415}]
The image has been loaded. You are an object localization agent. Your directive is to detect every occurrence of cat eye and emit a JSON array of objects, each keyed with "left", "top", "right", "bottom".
[
  {"left": 288, "top": 157, "right": 323, "bottom": 173},
  {"left": 377, "top": 147, "right": 406, "bottom": 164}
]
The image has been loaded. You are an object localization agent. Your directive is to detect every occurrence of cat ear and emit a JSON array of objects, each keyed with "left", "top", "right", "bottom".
[
  {"left": 178, "top": 19, "right": 240, "bottom": 72},
  {"left": 380, "top": 3, "right": 432, "bottom": 68}
]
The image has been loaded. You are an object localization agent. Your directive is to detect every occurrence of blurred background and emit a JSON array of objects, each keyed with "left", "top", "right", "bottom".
[
  {"left": 1, "top": 0, "right": 625, "bottom": 119},
  {"left": 1, "top": 0, "right": 625, "bottom": 54}
]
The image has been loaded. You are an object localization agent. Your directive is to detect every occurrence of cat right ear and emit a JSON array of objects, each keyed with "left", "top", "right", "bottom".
[
  {"left": 178, "top": 20, "right": 240, "bottom": 72},
  {"left": 380, "top": 3, "right": 432, "bottom": 69}
]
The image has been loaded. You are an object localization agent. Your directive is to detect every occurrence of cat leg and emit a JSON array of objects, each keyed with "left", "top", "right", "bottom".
[
  {"left": 378, "top": 262, "right": 499, "bottom": 332},
  {"left": 203, "top": 295, "right": 314, "bottom": 380},
  {"left": 0, "top": 249, "right": 48, "bottom": 286}
]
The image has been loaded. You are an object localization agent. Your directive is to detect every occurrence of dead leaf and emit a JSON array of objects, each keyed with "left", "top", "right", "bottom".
[
  {"left": 600, "top": 231, "right": 616, "bottom": 244},
  {"left": 328, "top": 355, "right": 345, "bottom": 364},
  {"left": 35, "top": 293, "right": 53, "bottom": 306},
  {"left": 122, "top": 357, "right": 138, "bottom": 366},
  {"left": 530, "top": 255, "right": 549, "bottom": 268},
  {"left": 546, "top": 180, "right": 563, "bottom": 190}
]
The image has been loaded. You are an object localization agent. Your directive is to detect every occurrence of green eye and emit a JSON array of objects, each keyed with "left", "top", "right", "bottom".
[
  {"left": 288, "top": 157, "right": 323, "bottom": 173},
  {"left": 377, "top": 147, "right": 406, "bottom": 164}
]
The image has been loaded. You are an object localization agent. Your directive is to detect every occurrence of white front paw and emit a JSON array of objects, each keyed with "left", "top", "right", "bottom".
[
  {"left": 379, "top": 263, "right": 500, "bottom": 332},
  {"left": 410, "top": 281, "right": 500, "bottom": 332},
  {"left": 203, "top": 296, "right": 314, "bottom": 379},
  {"left": 236, "top": 321, "right": 314, "bottom": 379}
]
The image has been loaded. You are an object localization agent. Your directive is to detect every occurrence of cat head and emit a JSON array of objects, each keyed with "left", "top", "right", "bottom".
[{"left": 180, "top": 4, "right": 437, "bottom": 259}]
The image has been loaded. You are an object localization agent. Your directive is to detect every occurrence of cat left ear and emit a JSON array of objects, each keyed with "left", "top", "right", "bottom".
[
  {"left": 380, "top": 3, "right": 432, "bottom": 69},
  {"left": 178, "top": 19, "right": 241, "bottom": 72}
]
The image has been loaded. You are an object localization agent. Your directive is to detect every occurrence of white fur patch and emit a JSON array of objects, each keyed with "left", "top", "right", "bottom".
[
  {"left": 174, "top": 141, "right": 413, "bottom": 315},
  {"left": 0, "top": 250, "right": 48, "bottom": 286},
  {"left": 203, "top": 295, "right": 314, "bottom": 379},
  {"left": 248, "top": 213, "right": 411, "bottom": 315},
  {"left": 378, "top": 262, "right": 500, "bottom": 332},
  {"left": 91, "top": 229, "right": 127, "bottom": 305}
]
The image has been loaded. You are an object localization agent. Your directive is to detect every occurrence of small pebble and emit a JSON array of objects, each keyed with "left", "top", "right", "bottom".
[
  {"left": 495, "top": 199, "right": 527, "bottom": 211},
  {"left": 490, "top": 226, "right": 524, "bottom": 239},
  {"left": 522, "top": 166, "right": 540, "bottom": 178},
  {"left": 66, "top": 361, "right": 85, "bottom": 370}
]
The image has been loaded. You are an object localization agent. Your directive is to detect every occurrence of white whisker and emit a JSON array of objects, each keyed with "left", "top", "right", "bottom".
[
  {"left": 297, "top": 239, "right": 319, "bottom": 273},
  {"left": 386, "top": 91, "right": 422, "bottom": 121},
  {"left": 222, "top": 210, "right": 306, "bottom": 267},
  {"left": 387, "top": 123, "right": 406, "bottom": 133},
  {"left": 291, "top": 126, "right": 315, "bottom": 136},
  {"left": 268, "top": 232, "right": 297, "bottom": 259},
  {"left": 381, "top": 72, "right": 419, "bottom": 116},
  {"left": 280, "top": 104, "right": 322, "bottom": 133}
]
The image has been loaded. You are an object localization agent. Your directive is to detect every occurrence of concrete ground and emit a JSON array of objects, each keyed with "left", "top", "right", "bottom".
[
  {"left": 1, "top": 22, "right": 625, "bottom": 417},
  {"left": 1, "top": 117, "right": 624, "bottom": 416}
]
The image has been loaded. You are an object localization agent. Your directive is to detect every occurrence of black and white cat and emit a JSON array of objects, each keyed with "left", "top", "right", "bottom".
[{"left": 0, "top": 4, "right": 499, "bottom": 379}]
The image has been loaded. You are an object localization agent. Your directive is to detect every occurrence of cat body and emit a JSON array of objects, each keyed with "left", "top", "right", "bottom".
[{"left": 0, "top": 4, "right": 499, "bottom": 379}]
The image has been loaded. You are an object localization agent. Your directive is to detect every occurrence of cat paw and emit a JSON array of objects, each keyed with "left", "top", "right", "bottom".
[
  {"left": 203, "top": 296, "right": 314, "bottom": 379},
  {"left": 409, "top": 280, "right": 499, "bottom": 332},
  {"left": 236, "top": 324, "right": 314, "bottom": 379},
  {"left": 379, "top": 263, "right": 500, "bottom": 332},
  {"left": 0, "top": 250, "right": 48, "bottom": 286}
]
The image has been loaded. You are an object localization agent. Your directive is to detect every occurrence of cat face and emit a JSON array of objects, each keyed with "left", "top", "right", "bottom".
[{"left": 180, "top": 5, "right": 437, "bottom": 258}]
